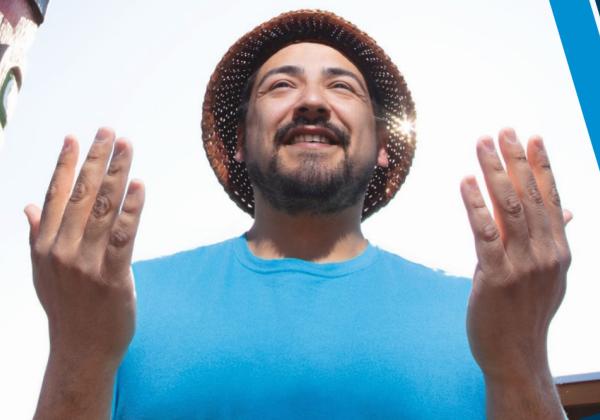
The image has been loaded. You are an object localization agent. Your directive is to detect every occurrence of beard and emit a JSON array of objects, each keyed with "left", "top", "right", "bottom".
[{"left": 245, "top": 120, "right": 376, "bottom": 215}]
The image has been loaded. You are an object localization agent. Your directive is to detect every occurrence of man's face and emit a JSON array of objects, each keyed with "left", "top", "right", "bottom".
[{"left": 240, "top": 42, "right": 388, "bottom": 215}]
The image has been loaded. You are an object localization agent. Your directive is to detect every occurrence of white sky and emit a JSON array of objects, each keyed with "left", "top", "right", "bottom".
[{"left": 1, "top": 0, "right": 599, "bottom": 417}]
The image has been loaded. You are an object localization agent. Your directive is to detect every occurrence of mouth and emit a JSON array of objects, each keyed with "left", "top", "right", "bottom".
[{"left": 281, "top": 126, "right": 342, "bottom": 147}]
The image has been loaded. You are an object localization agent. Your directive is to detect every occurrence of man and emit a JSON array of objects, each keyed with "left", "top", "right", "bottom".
[{"left": 27, "top": 10, "right": 571, "bottom": 419}]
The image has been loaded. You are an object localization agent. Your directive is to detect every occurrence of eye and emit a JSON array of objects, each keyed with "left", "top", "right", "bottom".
[
  {"left": 270, "top": 80, "right": 294, "bottom": 90},
  {"left": 330, "top": 81, "right": 353, "bottom": 91}
]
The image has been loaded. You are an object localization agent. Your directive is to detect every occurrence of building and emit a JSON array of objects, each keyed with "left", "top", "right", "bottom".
[{"left": 0, "top": 0, "right": 48, "bottom": 145}]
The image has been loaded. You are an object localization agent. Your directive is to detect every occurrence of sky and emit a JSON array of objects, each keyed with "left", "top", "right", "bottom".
[{"left": 0, "top": 0, "right": 599, "bottom": 416}]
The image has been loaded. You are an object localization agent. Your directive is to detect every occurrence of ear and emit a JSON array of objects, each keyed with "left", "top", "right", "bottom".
[
  {"left": 234, "top": 124, "right": 245, "bottom": 163},
  {"left": 376, "top": 125, "right": 389, "bottom": 168}
]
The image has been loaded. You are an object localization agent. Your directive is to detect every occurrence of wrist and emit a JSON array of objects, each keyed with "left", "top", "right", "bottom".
[
  {"left": 44, "top": 351, "right": 119, "bottom": 400},
  {"left": 484, "top": 367, "right": 556, "bottom": 394},
  {"left": 484, "top": 368, "right": 563, "bottom": 420},
  {"left": 48, "top": 334, "right": 127, "bottom": 371},
  {"left": 35, "top": 351, "right": 118, "bottom": 420}
]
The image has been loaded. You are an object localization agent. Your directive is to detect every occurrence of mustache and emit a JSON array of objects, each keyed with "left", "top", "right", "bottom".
[{"left": 273, "top": 118, "right": 350, "bottom": 148}]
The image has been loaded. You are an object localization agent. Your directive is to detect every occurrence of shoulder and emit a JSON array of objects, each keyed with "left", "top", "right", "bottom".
[
  {"left": 131, "top": 236, "right": 241, "bottom": 280},
  {"left": 373, "top": 245, "right": 473, "bottom": 293}
]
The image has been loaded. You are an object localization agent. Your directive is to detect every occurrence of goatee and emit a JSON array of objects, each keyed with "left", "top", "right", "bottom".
[{"left": 245, "top": 120, "right": 375, "bottom": 215}]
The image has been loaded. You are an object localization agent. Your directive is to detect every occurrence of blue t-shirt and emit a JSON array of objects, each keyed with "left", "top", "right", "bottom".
[{"left": 113, "top": 236, "right": 485, "bottom": 419}]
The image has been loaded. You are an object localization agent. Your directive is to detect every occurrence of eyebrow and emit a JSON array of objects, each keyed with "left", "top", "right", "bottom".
[
  {"left": 255, "top": 65, "right": 368, "bottom": 94},
  {"left": 323, "top": 67, "right": 368, "bottom": 94}
]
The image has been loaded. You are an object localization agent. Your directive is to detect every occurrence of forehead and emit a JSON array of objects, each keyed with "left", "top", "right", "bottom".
[{"left": 256, "top": 42, "right": 366, "bottom": 82}]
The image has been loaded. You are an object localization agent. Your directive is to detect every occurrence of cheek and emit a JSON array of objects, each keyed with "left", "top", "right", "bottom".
[
  {"left": 245, "top": 97, "right": 296, "bottom": 149},
  {"left": 243, "top": 111, "right": 278, "bottom": 165},
  {"left": 332, "top": 103, "right": 378, "bottom": 157}
]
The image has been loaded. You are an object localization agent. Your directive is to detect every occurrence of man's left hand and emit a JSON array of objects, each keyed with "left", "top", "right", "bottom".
[{"left": 460, "top": 127, "right": 570, "bottom": 419}]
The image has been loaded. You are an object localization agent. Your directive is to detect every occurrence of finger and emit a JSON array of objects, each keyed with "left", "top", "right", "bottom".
[
  {"left": 103, "top": 180, "right": 145, "bottom": 281},
  {"left": 55, "top": 128, "right": 115, "bottom": 247},
  {"left": 497, "top": 128, "right": 552, "bottom": 244},
  {"left": 476, "top": 136, "right": 529, "bottom": 256},
  {"left": 80, "top": 139, "right": 133, "bottom": 261},
  {"left": 24, "top": 204, "right": 42, "bottom": 246},
  {"left": 460, "top": 176, "right": 510, "bottom": 275},
  {"left": 37, "top": 136, "right": 79, "bottom": 243},
  {"left": 563, "top": 209, "right": 573, "bottom": 226},
  {"left": 527, "top": 137, "right": 569, "bottom": 248}
]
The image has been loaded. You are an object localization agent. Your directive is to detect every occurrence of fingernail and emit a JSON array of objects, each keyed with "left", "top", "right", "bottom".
[
  {"left": 536, "top": 137, "right": 545, "bottom": 151},
  {"left": 127, "top": 181, "right": 141, "bottom": 194},
  {"left": 62, "top": 138, "right": 71, "bottom": 152},
  {"left": 504, "top": 129, "right": 518, "bottom": 143},
  {"left": 95, "top": 128, "right": 113, "bottom": 142},
  {"left": 114, "top": 140, "right": 127, "bottom": 156},
  {"left": 465, "top": 176, "right": 478, "bottom": 189},
  {"left": 482, "top": 138, "right": 495, "bottom": 151}
]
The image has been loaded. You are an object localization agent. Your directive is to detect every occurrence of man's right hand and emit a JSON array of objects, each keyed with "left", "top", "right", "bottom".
[{"left": 25, "top": 127, "right": 144, "bottom": 419}]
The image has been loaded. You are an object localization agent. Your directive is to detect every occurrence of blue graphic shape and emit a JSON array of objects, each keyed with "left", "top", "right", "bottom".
[{"left": 550, "top": 0, "right": 600, "bottom": 170}]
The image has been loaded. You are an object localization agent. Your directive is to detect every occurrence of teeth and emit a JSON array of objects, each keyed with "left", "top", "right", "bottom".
[{"left": 291, "top": 135, "right": 331, "bottom": 144}]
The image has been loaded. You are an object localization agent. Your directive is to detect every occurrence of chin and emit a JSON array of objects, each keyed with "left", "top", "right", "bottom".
[{"left": 246, "top": 153, "right": 375, "bottom": 216}]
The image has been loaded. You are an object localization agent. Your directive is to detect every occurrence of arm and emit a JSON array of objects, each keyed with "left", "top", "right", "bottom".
[
  {"left": 484, "top": 370, "right": 564, "bottom": 419},
  {"left": 460, "top": 128, "right": 570, "bottom": 419},
  {"left": 34, "top": 354, "right": 117, "bottom": 419},
  {"left": 26, "top": 128, "right": 144, "bottom": 419}
]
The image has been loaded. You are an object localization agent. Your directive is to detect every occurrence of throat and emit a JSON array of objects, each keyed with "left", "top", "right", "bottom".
[{"left": 246, "top": 205, "right": 367, "bottom": 263}]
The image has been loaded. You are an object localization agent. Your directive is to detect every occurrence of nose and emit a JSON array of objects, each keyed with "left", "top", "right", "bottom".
[{"left": 292, "top": 85, "right": 331, "bottom": 123}]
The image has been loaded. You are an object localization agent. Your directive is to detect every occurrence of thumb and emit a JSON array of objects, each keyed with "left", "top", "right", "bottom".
[
  {"left": 563, "top": 208, "right": 573, "bottom": 226},
  {"left": 24, "top": 204, "right": 42, "bottom": 245}
]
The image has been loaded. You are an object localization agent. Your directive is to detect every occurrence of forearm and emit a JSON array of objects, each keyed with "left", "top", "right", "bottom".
[
  {"left": 34, "top": 353, "right": 117, "bottom": 420},
  {"left": 485, "top": 371, "right": 565, "bottom": 420}
]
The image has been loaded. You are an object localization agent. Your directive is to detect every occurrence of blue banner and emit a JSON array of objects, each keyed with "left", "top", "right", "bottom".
[{"left": 550, "top": 0, "right": 600, "bottom": 170}]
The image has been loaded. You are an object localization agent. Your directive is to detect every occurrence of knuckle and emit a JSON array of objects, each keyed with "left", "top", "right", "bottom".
[
  {"left": 44, "top": 180, "right": 60, "bottom": 204},
  {"left": 122, "top": 198, "right": 141, "bottom": 215},
  {"left": 490, "top": 160, "right": 504, "bottom": 173},
  {"left": 542, "top": 255, "right": 562, "bottom": 277},
  {"left": 536, "top": 149, "right": 552, "bottom": 171},
  {"left": 560, "top": 249, "right": 572, "bottom": 270},
  {"left": 487, "top": 267, "right": 519, "bottom": 289},
  {"left": 31, "top": 242, "right": 47, "bottom": 259},
  {"left": 518, "top": 261, "right": 538, "bottom": 281},
  {"left": 503, "top": 193, "right": 523, "bottom": 217},
  {"left": 539, "top": 159, "right": 551, "bottom": 171},
  {"left": 523, "top": 250, "right": 563, "bottom": 279},
  {"left": 498, "top": 273, "right": 520, "bottom": 289},
  {"left": 471, "top": 195, "right": 486, "bottom": 210},
  {"left": 513, "top": 153, "right": 528, "bottom": 163},
  {"left": 549, "top": 183, "right": 561, "bottom": 207},
  {"left": 55, "top": 155, "right": 69, "bottom": 169},
  {"left": 70, "top": 261, "right": 97, "bottom": 280},
  {"left": 109, "top": 227, "right": 131, "bottom": 249},
  {"left": 564, "top": 253, "right": 572, "bottom": 270},
  {"left": 48, "top": 246, "right": 70, "bottom": 268},
  {"left": 85, "top": 148, "right": 104, "bottom": 163},
  {"left": 107, "top": 160, "right": 123, "bottom": 176},
  {"left": 92, "top": 190, "right": 113, "bottom": 219},
  {"left": 479, "top": 223, "right": 500, "bottom": 243},
  {"left": 525, "top": 178, "right": 544, "bottom": 206},
  {"left": 69, "top": 179, "right": 89, "bottom": 203}
]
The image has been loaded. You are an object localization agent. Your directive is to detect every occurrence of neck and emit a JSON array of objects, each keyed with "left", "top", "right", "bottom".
[{"left": 246, "top": 195, "right": 367, "bottom": 263}]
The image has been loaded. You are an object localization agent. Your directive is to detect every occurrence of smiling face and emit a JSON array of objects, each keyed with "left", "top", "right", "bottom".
[{"left": 239, "top": 42, "right": 388, "bottom": 215}]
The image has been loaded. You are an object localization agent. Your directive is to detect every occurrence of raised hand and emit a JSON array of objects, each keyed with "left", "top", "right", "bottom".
[
  {"left": 26, "top": 128, "right": 144, "bottom": 418},
  {"left": 461, "top": 128, "right": 570, "bottom": 419}
]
